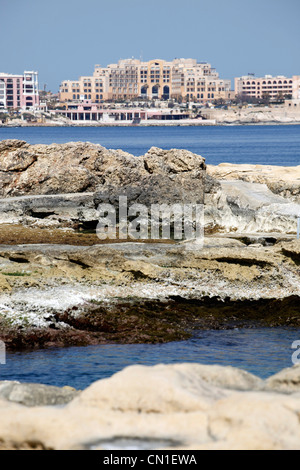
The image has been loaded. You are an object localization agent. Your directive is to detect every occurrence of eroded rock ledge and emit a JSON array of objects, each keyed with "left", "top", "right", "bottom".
[
  {"left": 1, "top": 363, "right": 300, "bottom": 450},
  {"left": 0, "top": 140, "right": 299, "bottom": 235},
  {"left": 0, "top": 238, "right": 299, "bottom": 350},
  {"left": 0, "top": 140, "right": 206, "bottom": 232},
  {"left": 205, "top": 163, "right": 300, "bottom": 234}
]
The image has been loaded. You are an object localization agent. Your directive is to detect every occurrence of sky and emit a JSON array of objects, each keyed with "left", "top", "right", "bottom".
[{"left": 1, "top": 0, "right": 299, "bottom": 92}]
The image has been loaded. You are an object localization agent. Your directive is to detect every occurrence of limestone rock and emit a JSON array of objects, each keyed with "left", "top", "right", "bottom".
[
  {"left": 0, "top": 364, "right": 300, "bottom": 449},
  {"left": 71, "top": 363, "right": 262, "bottom": 415},
  {"left": 0, "top": 381, "right": 79, "bottom": 406},
  {"left": 0, "top": 140, "right": 205, "bottom": 230},
  {"left": 207, "top": 163, "right": 300, "bottom": 203},
  {"left": 0, "top": 141, "right": 206, "bottom": 206},
  {"left": 0, "top": 238, "right": 299, "bottom": 348},
  {"left": 0, "top": 192, "right": 97, "bottom": 228},
  {"left": 204, "top": 163, "right": 300, "bottom": 234},
  {"left": 280, "top": 240, "right": 300, "bottom": 264},
  {"left": 94, "top": 146, "right": 205, "bottom": 207},
  {"left": 0, "top": 147, "right": 37, "bottom": 172},
  {"left": 0, "top": 140, "right": 117, "bottom": 197},
  {"left": 264, "top": 364, "right": 300, "bottom": 393},
  {"left": 206, "top": 391, "right": 300, "bottom": 450},
  {"left": 0, "top": 273, "right": 11, "bottom": 291},
  {"left": 144, "top": 147, "right": 205, "bottom": 173},
  {"left": 205, "top": 179, "right": 300, "bottom": 234},
  {"left": 69, "top": 363, "right": 229, "bottom": 413},
  {"left": 0, "top": 140, "right": 298, "bottom": 236}
]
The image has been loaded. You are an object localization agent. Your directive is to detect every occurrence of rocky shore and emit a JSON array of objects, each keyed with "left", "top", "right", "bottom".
[
  {"left": 0, "top": 138, "right": 300, "bottom": 450},
  {"left": 0, "top": 238, "right": 299, "bottom": 350},
  {"left": 0, "top": 139, "right": 299, "bottom": 349},
  {"left": 1, "top": 105, "right": 300, "bottom": 127},
  {"left": 2, "top": 363, "right": 300, "bottom": 450}
]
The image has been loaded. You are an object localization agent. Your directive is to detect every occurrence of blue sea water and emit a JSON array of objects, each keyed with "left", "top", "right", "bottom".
[
  {"left": 0, "top": 124, "right": 299, "bottom": 388},
  {"left": 1, "top": 327, "right": 300, "bottom": 389},
  {"left": 0, "top": 124, "right": 300, "bottom": 166}
]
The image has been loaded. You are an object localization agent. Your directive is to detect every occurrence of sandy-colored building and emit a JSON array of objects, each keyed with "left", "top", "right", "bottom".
[
  {"left": 234, "top": 75, "right": 300, "bottom": 100},
  {"left": 59, "top": 58, "right": 232, "bottom": 103},
  {"left": 59, "top": 73, "right": 109, "bottom": 103}
]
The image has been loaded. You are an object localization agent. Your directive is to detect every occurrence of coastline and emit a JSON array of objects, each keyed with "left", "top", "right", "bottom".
[
  {"left": 2, "top": 106, "right": 300, "bottom": 128},
  {"left": 1, "top": 120, "right": 300, "bottom": 128},
  {"left": 0, "top": 139, "right": 299, "bottom": 451}
]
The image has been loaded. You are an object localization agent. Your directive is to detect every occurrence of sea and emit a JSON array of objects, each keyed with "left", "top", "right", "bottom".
[
  {"left": 0, "top": 124, "right": 300, "bottom": 388},
  {"left": 0, "top": 123, "right": 300, "bottom": 166}
]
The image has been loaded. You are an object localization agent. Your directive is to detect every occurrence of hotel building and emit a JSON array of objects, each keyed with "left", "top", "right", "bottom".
[
  {"left": 234, "top": 75, "right": 300, "bottom": 100},
  {"left": 0, "top": 71, "right": 39, "bottom": 110},
  {"left": 59, "top": 58, "right": 232, "bottom": 103}
]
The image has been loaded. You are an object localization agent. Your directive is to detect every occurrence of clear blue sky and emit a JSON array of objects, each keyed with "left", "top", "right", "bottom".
[{"left": 1, "top": 0, "right": 299, "bottom": 92}]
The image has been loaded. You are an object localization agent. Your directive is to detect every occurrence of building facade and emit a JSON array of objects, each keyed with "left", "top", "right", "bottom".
[
  {"left": 59, "top": 58, "right": 232, "bottom": 103},
  {"left": 57, "top": 100, "right": 191, "bottom": 122},
  {"left": 0, "top": 71, "right": 39, "bottom": 110},
  {"left": 234, "top": 75, "right": 300, "bottom": 100}
]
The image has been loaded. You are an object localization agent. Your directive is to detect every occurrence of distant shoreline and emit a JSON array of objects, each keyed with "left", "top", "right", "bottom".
[{"left": 1, "top": 120, "right": 300, "bottom": 128}]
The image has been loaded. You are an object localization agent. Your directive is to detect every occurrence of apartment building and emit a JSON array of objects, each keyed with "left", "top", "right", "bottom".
[
  {"left": 234, "top": 75, "right": 300, "bottom": 100},
  {"left": 59, "top": 58, "right": 232, "bottom": 103},
  {"left": 0, "top": 71, "right": 39, "bottom": 110}
]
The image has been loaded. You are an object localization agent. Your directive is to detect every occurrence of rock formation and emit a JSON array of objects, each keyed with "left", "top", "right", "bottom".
[
  {"left": 205, "top": 163, "right": 300, "bottom": 234},
  {"left": 0, "top": 238, "right": 299, "bottom": 349},
  {"left": 0, "top": 140, "right": 299, "bottom": 235},
  {"left": 94, "top": 146, "right": 205, "bottom": 206},
  {"left": 0, "top": 381, "right": 78, "bottom": 407},
  {"left": 0, "top": 140, "right": 205, "bottom": 201},
  {"left": 207, "top": 163, "right": 300, "bottom": 203},
  {"left": 1, "top": 363, "right": 300, "bottom": 450},
  {"left": 0, "top": 140, "right": 206, "bottom": 233}
]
